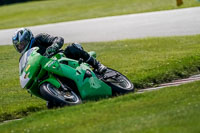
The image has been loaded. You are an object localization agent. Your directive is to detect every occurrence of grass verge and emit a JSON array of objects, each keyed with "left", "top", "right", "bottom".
[
  {"left": 0, "top": 34, "right": 200, "bottom": 122},
  {"left": 0, "top": 0, "right": 200, "bottom": 29},
  {"left": 83, "top": 35, "right": 200, "bottom": 88},
  {"left": 0, "top": 80, "right": 200, "bottom": 133}
]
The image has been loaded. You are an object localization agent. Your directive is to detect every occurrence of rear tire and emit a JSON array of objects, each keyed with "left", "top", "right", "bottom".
[
  {"left": 46, "top": 101, "right": 55, "bottom": 109},
  {"left": 103, "top": 68, "right": 134, "bottom": 95},
  {"left": 40, "top": 83, "right": 82, "bottom": 107}
]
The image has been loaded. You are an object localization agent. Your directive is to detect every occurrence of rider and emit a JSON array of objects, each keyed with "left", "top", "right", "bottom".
[{"left": 12, "top": 28, "right": 107, "bottom": 73}]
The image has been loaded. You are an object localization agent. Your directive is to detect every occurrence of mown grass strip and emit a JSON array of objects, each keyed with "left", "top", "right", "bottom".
[
  {"left": 0, "top": 0, "right": 200, "bottom": 29},
  {"left": 0, "top": 80, "right": 200, "bottom": 133},
  {"left": 0, "top": 35, "right": 200, "bottom": 122},
  {"left": 83, "top": 35, "right": 200, "bottom": 88}
]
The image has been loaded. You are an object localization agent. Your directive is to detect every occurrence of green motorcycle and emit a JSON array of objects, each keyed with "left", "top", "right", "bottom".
[{"left": 19, "top": 47, "right": 134, "bottom": 108}]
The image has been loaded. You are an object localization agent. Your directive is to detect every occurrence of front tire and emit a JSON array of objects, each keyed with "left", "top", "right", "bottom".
[{"left": 40, "top": 83, "right": 82, "bottom": 107}]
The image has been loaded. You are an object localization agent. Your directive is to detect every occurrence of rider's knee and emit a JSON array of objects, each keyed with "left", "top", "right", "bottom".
[
  {"left": 64, "top": 43, "right": 84, "bottom": 58},
  {"left": 72, "top": 43, "right": 83, "bottom": 50},
  {"left": 65, "top": 43, "right": 83, "bottom": 53}
]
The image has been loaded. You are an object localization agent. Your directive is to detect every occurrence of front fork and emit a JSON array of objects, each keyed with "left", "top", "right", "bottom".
[
  {"left": 39, "top": 74, "right": 61, "bottom": 89},
  {"left": 39, "top": 74, "right": 72, "bottom": 93}
]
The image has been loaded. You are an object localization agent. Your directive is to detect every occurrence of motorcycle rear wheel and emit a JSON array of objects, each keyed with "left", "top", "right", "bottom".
[
  {"left": 40, "top": 83, "right": 82, "bottom": 107},
  {"left": 102, "top": 68, "right": 134, "bottom": 95}
]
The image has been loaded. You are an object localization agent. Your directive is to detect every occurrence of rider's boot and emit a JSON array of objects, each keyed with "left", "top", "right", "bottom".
[{"left": 86, "top": 56, "right": 107, "bottom": 74}]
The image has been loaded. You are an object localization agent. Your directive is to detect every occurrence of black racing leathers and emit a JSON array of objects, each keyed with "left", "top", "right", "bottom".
[
  {"left": 28, "top": 33, "right": 102, "bottom": 71},
  {"left": 31, "top": 33, "right": 64, "bottom": 55},
  {"left": 31, "top": 33, "right": 90, "bottom": 63}
]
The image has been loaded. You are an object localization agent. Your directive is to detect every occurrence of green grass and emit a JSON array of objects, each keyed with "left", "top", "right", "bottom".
[
  {"left": 1, "top": 34, "right": 200, "bottom": 122},
  {"left": 0, "top": 80, "right": 200, "bottom": 133},
  {"left": 0, "top": 0, "right": 200, "bottom": 29},
  {"left": 0, "top": 46, "right": 46, "bottom": 122},
  {"left": 84, "top": 35, "right": 200, "bottom": 88}
]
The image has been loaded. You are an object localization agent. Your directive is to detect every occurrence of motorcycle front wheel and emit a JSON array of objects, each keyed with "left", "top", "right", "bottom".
[{"left": 40, "top": 83, "right": 82, "bottom": 107}]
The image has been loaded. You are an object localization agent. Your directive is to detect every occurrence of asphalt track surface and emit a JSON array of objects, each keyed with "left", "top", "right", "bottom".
[{"left": 0, "top": 7, "right": 200, "bottom": 45}]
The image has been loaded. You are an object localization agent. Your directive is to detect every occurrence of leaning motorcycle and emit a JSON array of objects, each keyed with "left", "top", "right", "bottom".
[{"left": 19, "top": 47, "right": 134, "bottom": 108}]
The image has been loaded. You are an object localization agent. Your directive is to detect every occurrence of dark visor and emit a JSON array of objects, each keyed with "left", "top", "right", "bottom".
[{"left": 14, "top": 40, "right": 29, "bottom": 53}]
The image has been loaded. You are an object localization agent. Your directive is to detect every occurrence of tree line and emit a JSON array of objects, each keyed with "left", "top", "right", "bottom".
[{"left": 0, "top": 0, "right": 39, "bottom": 5}]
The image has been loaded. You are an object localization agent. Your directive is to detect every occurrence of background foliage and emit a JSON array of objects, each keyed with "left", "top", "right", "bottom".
[{"left": 0, "top": 0, "right": 40, "bottom": 5}]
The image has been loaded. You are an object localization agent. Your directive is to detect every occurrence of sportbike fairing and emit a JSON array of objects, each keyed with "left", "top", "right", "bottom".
[
  {"left": 19, "top": 48, "right": 34, "bottom": 88},
  {"left": 19, "top": 48, "right": 40, "bottom": 88}
]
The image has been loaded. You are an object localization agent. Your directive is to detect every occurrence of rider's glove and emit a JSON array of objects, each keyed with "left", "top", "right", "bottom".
[{"left": 45, "top": 43, "right": 59, "bottom": 57}]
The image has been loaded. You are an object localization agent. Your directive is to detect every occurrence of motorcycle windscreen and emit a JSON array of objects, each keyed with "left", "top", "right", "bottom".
[{"left": 19, "top": 48, "right": 34, "bottom": 88}]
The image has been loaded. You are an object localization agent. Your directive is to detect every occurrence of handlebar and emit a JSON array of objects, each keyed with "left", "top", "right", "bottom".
[{"left": 44, "top": 49, "right": 65, "bottom": 58}]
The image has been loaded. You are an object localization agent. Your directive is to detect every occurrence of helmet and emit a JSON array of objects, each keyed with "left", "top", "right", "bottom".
[{"left": 12, "top": 28, "right": 33, "bottom": 53}]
